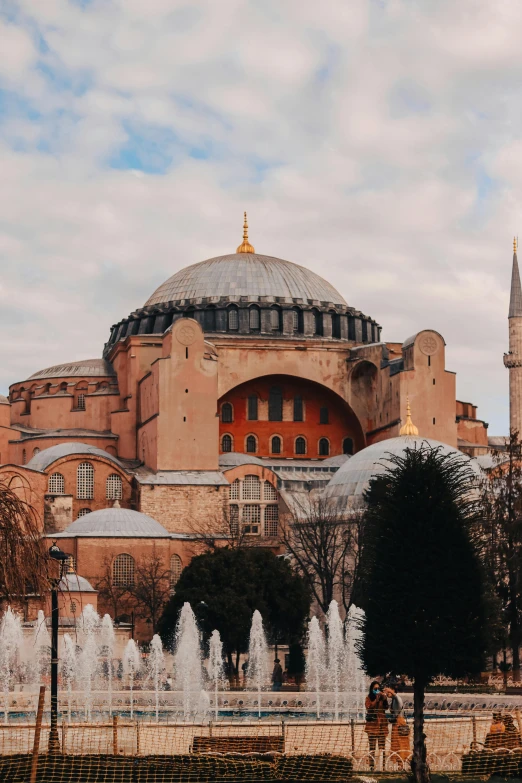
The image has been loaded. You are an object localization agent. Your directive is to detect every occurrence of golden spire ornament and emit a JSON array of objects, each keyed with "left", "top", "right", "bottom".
[
  {"left": 236, "top": 212, "right": 255, "bottom": 254},
  {"left": 515, "top": 236, "right": 518, "bottom": 254},
  {"left": 399, "top": 397, "right": 419, "bottom": 436}
]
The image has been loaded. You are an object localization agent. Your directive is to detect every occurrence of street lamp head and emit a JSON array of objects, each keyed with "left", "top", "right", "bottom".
[{"left": 48, "top": 541, "right": 69, "bottom": 562}]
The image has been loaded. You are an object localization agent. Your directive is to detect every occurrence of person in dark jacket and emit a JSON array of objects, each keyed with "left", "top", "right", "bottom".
[
  {"left": 272, "top": 658, "right": 283, "bottom": 691},
  {"left": 365, "top": 681, "right": 389, "bottom": 769}
]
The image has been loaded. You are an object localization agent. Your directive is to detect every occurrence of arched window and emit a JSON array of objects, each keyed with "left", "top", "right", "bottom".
[
  {"left": 343, "top": 437, "right": 354, "bottom": 455},
  {"left": 48, "top": 473, "right": 65, "bottom": 494},
  {"left": 33, "top": 447, "right": 40, "bottom": 457},
  {"left": 60, "top": 382, "right": 68, "bottom": 394},
  {"left": 229, "top": 479, "right": 240, "bottom": 500},
  {"left": 320, "top": 406, "right": 329, "bottom": 424},
  {"left": 312, "top": 309, "right": 322, "bottom": 336},
  {"left": 170, "top": 555, "right": 183, "bottom": 593},
  {"left": 78, "top": 508, "right": 91, "bottom": 517},
  {"left": 293, "top": 396, "right": 303, "bottom": 422},
  {"left": 76, "top": 394, "right": 86, "bottom": 411},
  {"left": 22, "top": 449, "right": 26, "bottom": 465},
  {"left": 222, "top": 434, "right": 233, "bottom": 453},
  {"left": 292, "top": 309, "right": 300, "bottom": 332},
  {"left": 247, "top": 395, "right": 258, "bottom": 421},
  {"left": 246, "top": 435, "right": 257, "bottom": 454},
  {"left": 264, "top": 505, "right": 279, "bottom": 537},
  {"left": 362, "top": 319, "right": 368, "bottom": 341},
  {"left": 77, "top": 462, "right": 94, "bottom": 499},
  {"left": 331, "top": 312, "right": 341, "bottom": 339},
  {"left": 43, "top": 383, "right": 52, "bottom": 395},
  {"left": 106, "top": 474, "right": 122, "bottom": 500},
  {"left": 271, "top": 435, "right": 282, "bottom": 454},
  {"left": 269, "top": 386, "right": 283, "bottom": 421},
  {"left": 319, "top": 438, "right": 330, "bottom": 456},
  {"left": 204, "top": 308, "right": 216, "bottom": 331},
  {"left": 221, "top": 402, "right": 233, "bottom": 423},
  {"left": 112, "top": 554, "right": 135, "bottom": 587},
  {"left": 263, "top": 481, "right": 278, "bottom": 501},
  {"left": 228, "top": 308, "right": 239, "bottom": 331},
  {"left": 249, "top": 307, "right": 260, "bottom": 331},
  {"left": 243, "top": 475, "right": 261, "bottom": 500},
  {"left": 270, "top": 308, "right": 281, "bottom": 331},
  {"left": 295, "top": 437, "right": 306, "bottom": 455}
]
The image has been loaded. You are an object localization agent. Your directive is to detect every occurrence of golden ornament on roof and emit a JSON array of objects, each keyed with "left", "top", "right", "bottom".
[
  {"left": 236, "top": 212, "right": 255, "bottom": 254},
  {"left": 399, "top": 397, "right": 419, "bottom": 436},
  {"left": 514, "top": 236, "right": 518, "bottom": 254}
]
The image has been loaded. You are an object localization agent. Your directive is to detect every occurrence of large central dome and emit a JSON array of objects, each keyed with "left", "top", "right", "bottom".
[{"left": 145, "top": 254, "right": 347, "bottom": 306}]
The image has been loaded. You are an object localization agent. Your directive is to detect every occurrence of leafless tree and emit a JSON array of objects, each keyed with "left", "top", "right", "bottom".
[
  {"left": 94, "top": 556, "right": 134, "bottom": 621},
  {"left": 128, "top": 548, "right": 171, "bottom": 634},
  {"left": 185, "top": 506, "right": 253, "bottom": 554},
  {"left": 280, "top": 493, "right": 364, "bottom": 616},
  {"left": 0, "top": 479, "right": 48, "bottom": 601}
]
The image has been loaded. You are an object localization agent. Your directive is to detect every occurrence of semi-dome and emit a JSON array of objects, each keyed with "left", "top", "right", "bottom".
[
  {"left": 145, "top": 254, "right": 347, "bottom": 307},
  {"left": 0, "top": 394, "right": 9, "bottom": 405},
  {"left": 325, "top": 435, "right": 480, "bottom": 506},
  {"left": 54, "top": 508, "right": 170, "bottom": 538},
  {"left": 26, "top": 442, "right": 124, "bottom": 472}
]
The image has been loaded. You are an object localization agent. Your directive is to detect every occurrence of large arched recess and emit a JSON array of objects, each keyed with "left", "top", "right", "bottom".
[{"left": 218, "top": 374, "right": 365, "bottom": 459}]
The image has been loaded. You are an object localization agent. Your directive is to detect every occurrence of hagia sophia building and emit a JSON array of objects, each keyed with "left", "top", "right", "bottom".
[{"left": 0, "top": 215, "right": 513, "bottom": 637}]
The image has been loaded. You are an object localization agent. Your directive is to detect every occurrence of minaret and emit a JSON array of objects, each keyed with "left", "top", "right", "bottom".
[{"left": 504, "top": 237, "right": 522, "bottom": 435}]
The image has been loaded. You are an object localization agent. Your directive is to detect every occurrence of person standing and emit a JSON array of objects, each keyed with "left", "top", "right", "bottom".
[
  {"left": 364, "top": 681, "right": 389, "bottom": 770},
  {"left": 384, "top": 686, "right": 410, "bottom": 768},
  {"left": 272, "top": 658, "right": 283, "bottom": 691}
]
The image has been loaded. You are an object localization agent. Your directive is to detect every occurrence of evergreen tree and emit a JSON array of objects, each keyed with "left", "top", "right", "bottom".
[{"left": 358, "top": 444, "right": 490, "bottom": 783}]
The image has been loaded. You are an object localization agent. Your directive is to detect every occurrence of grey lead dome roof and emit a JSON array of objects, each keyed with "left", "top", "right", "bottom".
[
  {"left": 26, "top": 442, "right": 124, "bottom": 472},
  {"left": 145, "top": 254, "right": 347, "bottom": 306},
  {"left": 54, "top": 508, "right": 170, "bottom": 538},
  {"left": 325, "top": 436, "right": 480, "bottom": 505},
  {"left": 28, "top": 358, "right": 115, "bottom": 381}
]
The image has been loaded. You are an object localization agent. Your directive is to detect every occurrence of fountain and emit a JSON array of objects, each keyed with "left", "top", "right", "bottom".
[
  {"left": 326, "top": 600, "right": 344, "bottom": 720},
  {"left": 247, "top": 610, "right": 268, "bottom": 719},
  {"left": 78, "top": 605, "right": 100, "bottom": 721},
  {"left": 100, "top": 614, "right": 115, "bottom": 716},
  {"left": 173, "top": 603, "right": 204, "bottom": 721},
  {"left": 343, "top": 604, "right": 366, "bottom": 717},
  {"left": 0, "top": 608, "right": 23, "bottom": 724},
  {"left": 208, "top": 630, "right": 226, "bottom": 722},
  {"left": 123, "top": 639, "right": 141, "bottom": 719},
  {"left": 31, "top": 610, "right": 50, "bottom": 686},
  {"left": 147, "top": 635, "right": 165, "bottom": 723},
  {"left": 306, "top": 616, "right": 325, "bottom": 719},
  {"left": 61, "top": 634, "right": 76, "bottom": 720}
]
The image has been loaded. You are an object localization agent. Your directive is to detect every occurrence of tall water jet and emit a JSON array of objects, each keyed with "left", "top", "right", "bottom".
[
  {"left": 326, "top": 600, "right": 344, "bottom": 719},
  {"left": 123, "top": 639, "right": 141, "bottom": 719},
  {"left": 62, "top": 634, "right": 76, "bottom": 720},
  {"left": 247, "top": 610, "right": 268, "bottom": 719},
  {"left": 208, "top": 630, "right": 225, "bottom": 722},
  {"left": 0, "top": 608, "right": 23, "bottom": 724},
  {"left": 147, "top": 635, "right": 165, "bottom": 723},
  {"left": 100, "top": 614, "right": 115, "bottom": 716},
  {"left": 31, "top": 610, "right": 51, "bottom": 685},
  {"left": 306, "top": 616, "right": 325, "bottom": 719},
  {"left": 78, "top": 604, "right": 100, "bottom": 721},
  {"left": 173, "top": 603, "right": 204, "bottom": 721},
  {"left": 343, "top": 604, "right": 366, "bottom": 717}
]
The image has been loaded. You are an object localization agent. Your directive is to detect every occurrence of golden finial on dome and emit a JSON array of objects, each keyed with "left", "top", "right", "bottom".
[
  {"left": 515, "top": 236, "right": 518, "bottom": 254},
  {"left": 236, "top": 212, "right": 255, "bottom": 254},
  {"left": 399, "top": 397, "right": 419, "bottom": 436}
]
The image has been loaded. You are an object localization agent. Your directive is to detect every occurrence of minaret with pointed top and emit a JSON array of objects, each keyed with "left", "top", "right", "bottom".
[
  {"left": 236, "top": 212, "right": 255, "bottom": 254},
  {"left": 504, "top": 237, "right": 522, "bottom": 435}
]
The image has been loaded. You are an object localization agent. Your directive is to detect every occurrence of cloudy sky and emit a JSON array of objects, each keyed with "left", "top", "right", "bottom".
[{"left": 0, "top": 0, "right": 520, "bottom": 434}]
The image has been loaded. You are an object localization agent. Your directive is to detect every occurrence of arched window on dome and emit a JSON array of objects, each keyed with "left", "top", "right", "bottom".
[
  {"left": 204, "top": 307, "right": 216, "bottom": 331},
  {"left": 270, "top": 307, "right": 281, "bottom": 331},
  {"left": 48, "top": 473, "right": 65, "bottom": 495},
  {"left": 271, "top": 435, "right": 282, "bottom": 455},
  {"left": 170, "top": 555, "right": 183, "bottom": 593},
  {"left": 295, "top": 437, "right": 307, "bottom": 455},
  {"left": 292, "top": 308, "right": 301, "bottom": 333},
  {"left": 331, "top": 311, "right": 341, "bottom": 339},
  {"left": 228, "top": 307, "right": 239, "bottom": 331},
  {"left": 33, "top": 447, "right": 40, "bottom": 457},
  {"left": 106, "top": 474, "right": 122, "bottom": 500},
  {"left": 348, "top": 316, "right": 356, "bottom": 341},
  {"left": 221, "top": 402, "right": 233, "bottom": 423},
  {"left": 112, "top": 554, "right": 135, "bottom": 587},
  {"left": 221, "top": 434, "right": 233, "bottom": 453},
  {"left": 59, "top": 382, "right": 68, "bottom": 394},
  {"left": 246, "top": 435, "right": 257, "bottom": 454},
  {"left": 77, "top": 462, "right": 94, "bottom": 499},
  {"left": 319, "top": 438, "right": 330, "bottom": 456},
  {"left": 184, "top": 306, "right": 196, "bottom": 319},
  {"left": 249, "top": 307, "right": 260, "bottom": 331},
  {"left": 312, "top": 309, "right": 323, "bottom": 336},
  {"left": 343, "top": 437, "right": 354, "bottom": 455},
  {"left": 362, "top": 319, "right": 368, "bottom": 341}
]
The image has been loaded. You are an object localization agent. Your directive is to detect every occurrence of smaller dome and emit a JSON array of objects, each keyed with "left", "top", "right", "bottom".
[
  {"left": 27, "top": 358, "right": 115, "bottom": 381},
  {"left": 0, "top": 394, "right": 9, "bottom": 405},
  {"left": 26, "top": 442, "right": 123, "bottom": 472},
  {"left": 58, "top": 573, "right": 96, "bottom": 592},
  {"left": 219, "top": 452, "right": 265, "bottom": 468},
  {"left": 325, "top": 436, "right": 480, "bottom": 506},
  {"left": 55, "top": 508, "right": 170, "bottom": 538}
]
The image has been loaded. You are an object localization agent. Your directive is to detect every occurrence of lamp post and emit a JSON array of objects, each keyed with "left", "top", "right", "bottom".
[{"left": 48, "top": 541, "right": 69, "bottom": 754}]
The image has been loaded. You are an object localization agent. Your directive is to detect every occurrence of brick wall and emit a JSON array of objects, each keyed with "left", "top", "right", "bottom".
[{"left": 138, "top": 484, "right": 229, "bottom": 533}]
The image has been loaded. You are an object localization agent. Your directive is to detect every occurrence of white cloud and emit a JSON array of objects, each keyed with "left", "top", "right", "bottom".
[{"left": 0, "top": 0, "right": 518, "bottom": 433}]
